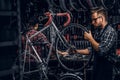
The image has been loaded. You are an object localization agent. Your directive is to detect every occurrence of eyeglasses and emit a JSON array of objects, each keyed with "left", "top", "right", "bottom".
[{"left": 91, "top": 16, "right": 101, "bottom": 22}]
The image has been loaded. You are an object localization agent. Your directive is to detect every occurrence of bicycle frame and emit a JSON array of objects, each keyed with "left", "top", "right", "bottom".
[
  {"left": 21, "top": 11, "right": 71, "bottom": 80},
  {"left": 24, "top": 21, "right": 70, "bottom": 64},
  {"left": 13, "top": 10, "right": 93, "bottom": 80}
]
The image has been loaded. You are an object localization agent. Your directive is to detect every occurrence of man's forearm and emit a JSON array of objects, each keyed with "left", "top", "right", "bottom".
[
  {"left": 76, "top": 48, "right": 90, "bottom": 55},
  {"left": 89, "top": 38, "right": 99, "bottom": 51}
]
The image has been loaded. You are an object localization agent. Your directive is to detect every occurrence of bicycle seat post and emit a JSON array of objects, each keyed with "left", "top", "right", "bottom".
[{"left": 50, "top": 23, "right": 56, "bottom": 43}]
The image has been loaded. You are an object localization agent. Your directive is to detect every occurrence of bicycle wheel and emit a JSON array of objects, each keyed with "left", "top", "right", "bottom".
[
  {"left": 69, "top": 0, "right": 83, "bottom": 12},
  {"left": 56, "top": 23, "right": 93, "bottom": 72},
  {"left": 59, "top": 0, "right": 73, "bottom": 12},
  {"left": 12, "top": 52, "right": 42, "bottom": 80},
  {"left": 101, "top": 0, "right": 116, "bottom": 10},
  {"left": 93, "top": 0, "right": 116, "bottom": 10},
  {"left": 59, "top": 73, "right": 83, "bottom": 80}
]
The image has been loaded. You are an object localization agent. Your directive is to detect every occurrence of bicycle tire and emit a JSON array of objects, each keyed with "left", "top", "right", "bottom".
[
  {"left": 91, "top": 0, "right": 97, "bottom": 7},
  {"left": 78, "top": 0, "right": 87, "bottom": 10},
  {"left": 51, "top": 0, "right": 60, "bottom": 8},
  {"left": 101, "top": 0, "right": 116, "bottom": 10},
  {"left": 78, "top": 0, "right": 95, "bottom": 10},
  {"left": 12, "top": 52, "right": 42, "bottom": 80},
  {"left": 93, "top": 0, "right": 103, "bottom": 8},
  {"left": 59, "top": 73, "right": 83, "bottom": 80},
  {"left": 93, "top": 0, "right": 116, "bottom": 10},
  {"left": 59, "top": 0, "right": 73, "bottom": 12},
  {"left": 69, "top": 0, "right": 83, "bottom": 12},
  {"left": 86, "top": 0, "right": 96, "bottom": 8},
  {"left": 118, "top": 0, "right": 120, "bottom": 8},
  {"left": 55, "top": 23, "right": 93, "bottom": 72},
  {"left": 46, "top": 0, "right": 53, "bottom": 8}
]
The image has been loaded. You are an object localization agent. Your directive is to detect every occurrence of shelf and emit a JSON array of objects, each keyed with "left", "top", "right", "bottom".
[
  {"left": 0, "top": 40, "right": 17, "bottom": 47},
  {"left": 0, "top": 11, "right": 17, "bottom": 16}
]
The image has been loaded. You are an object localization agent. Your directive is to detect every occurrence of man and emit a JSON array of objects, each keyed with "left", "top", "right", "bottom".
[
  {"left": 75, "top": 7, "right": 117, "bottom": 80},
  {"left": 22, "top": 16, "right": 66, "bottom": 58},
  {"left": 22, "top": 16, "right": 51, "bottom": 58}
]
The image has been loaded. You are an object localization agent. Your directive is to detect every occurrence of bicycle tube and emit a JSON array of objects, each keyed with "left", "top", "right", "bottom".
[
  {"left": 78, "top": 0, "right": 87, "bottom": 10},
  {"left": 46, "top": 0, "right": 53, "bottom": 8},
  {"left": 55, "top": 23, "right": 93, "bottom": 72},
  {"left": 69, "top": 0, "right": 82, "bottom": 12},
  {"left": 91, "top": 0, "right": 97, "bottom": 7},
  {"left": 79, "top": 0, "right": 93, "bottom": 10},
  {"left": 118, "top": 0, "right": 120, "bottom": 8},
  {"left": 93, "top": 0, "right": 103, "bottom": 8},
  {"left": 101, "top": 0, "right": 116, "bottom": 10},
  {"left": 59, "top": 0, "right": 72, "bottom": 12},
  {"left": 86, "top": 0, "right": 96, "bottom": 8},
  {"left": 59, "top": 73, "right": 83, "bottom": 80},
  {"left": 51, "top": 0, "right": 60, "bottom": 8}
]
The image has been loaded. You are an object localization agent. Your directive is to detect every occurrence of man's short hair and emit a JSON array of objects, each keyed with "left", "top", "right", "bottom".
[{"left": 91, "top": 7, "right": 108, "bottom": 21}]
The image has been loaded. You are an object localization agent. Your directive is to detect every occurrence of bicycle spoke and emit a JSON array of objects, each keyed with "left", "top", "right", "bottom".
[{"left": 56, "top": 23, "right": 93, "bottom": 72}]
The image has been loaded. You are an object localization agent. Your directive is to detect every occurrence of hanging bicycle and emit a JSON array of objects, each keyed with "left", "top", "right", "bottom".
[{"left": 12, "top": 9, "right": 92, "bottom": 80}]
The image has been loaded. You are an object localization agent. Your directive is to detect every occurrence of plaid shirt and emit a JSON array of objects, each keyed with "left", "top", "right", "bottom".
[
  {"left": 89, "top": 24, "right": 117, "bottom": 56},
  {"left": 22, "top": 29, "right": 50, "bottom": 57},
  {"left": 27, "top": 29, "right": 49, "bottom": 44}
]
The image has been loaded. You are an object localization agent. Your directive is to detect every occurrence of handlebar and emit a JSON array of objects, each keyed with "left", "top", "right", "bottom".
[
  {"left": 57, "top": 12, "right": 71, "bottom": 26},
  {"left": 44, "top": 12, "right": 71, "bottom": 27}
]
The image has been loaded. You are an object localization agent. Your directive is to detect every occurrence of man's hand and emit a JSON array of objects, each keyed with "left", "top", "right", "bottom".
[
  {"left": 84, "top": 31, "right": 93, "bottom": 41},
  {"left": 58, "top": 50, "right": 68, "bottom": 56},
  {"left": 61, "top": 52, "right": 69, "bottom": 55},
  {"left": 84, "top": 31, "right": 99, "bottom": 51}
]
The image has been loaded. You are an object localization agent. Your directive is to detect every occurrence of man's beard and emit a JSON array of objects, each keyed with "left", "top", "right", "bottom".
[{"left": 96, "top": 23, "right": 102, "bottom": 29}]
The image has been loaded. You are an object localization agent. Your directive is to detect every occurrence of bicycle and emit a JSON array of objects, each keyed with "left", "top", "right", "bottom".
[{"left": 12, "top": 10, "right": 92, "bottom": 80}]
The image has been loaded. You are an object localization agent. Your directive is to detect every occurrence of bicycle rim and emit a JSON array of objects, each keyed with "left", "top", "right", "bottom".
[
  {"left": 59, "top": 73, "right": 83, "bottom": 80},
  {"left": 55, "top": 23, "right": 93, "bottom": 72},
  {"left": 69, "top": 0, "right": 83, "bottom": 12},
  {"left": 59, "top": 0, "right": 73, "bottom": 12},
  {"left": 101, "top": 0, "right": 116, "bottom": 10}
]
